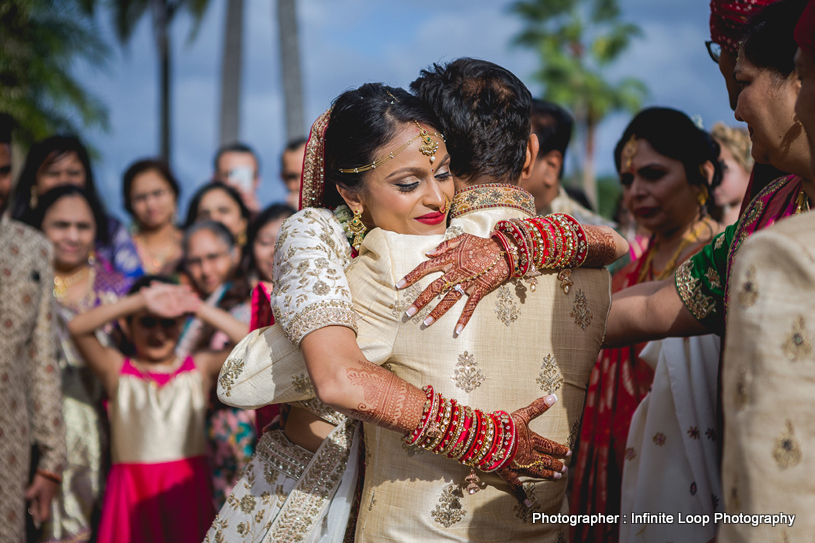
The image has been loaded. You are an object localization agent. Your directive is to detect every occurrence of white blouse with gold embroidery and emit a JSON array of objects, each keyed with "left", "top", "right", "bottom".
[{"left": 271, "top": 207, "right": 356, "bottom": 346}]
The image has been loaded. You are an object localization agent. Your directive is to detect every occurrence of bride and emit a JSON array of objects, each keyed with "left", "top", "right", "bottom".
[
  {"left": 207, "top": 82, "right": 627, "bottom": 542},
  {"left": 205, "top": 83, "right": 458, "bottom": 542}
]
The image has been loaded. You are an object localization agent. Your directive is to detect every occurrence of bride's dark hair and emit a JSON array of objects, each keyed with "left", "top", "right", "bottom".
[{"left": 322, "top": 83, "right": 441, "bottom": 209}]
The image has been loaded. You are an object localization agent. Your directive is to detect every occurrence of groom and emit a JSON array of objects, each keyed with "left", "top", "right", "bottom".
[
  {"left": 341, "top": 58, "right": 611, "bottom": 542},
  {"left": 225, "top": 59, "right": 613, "bottom": 542}
]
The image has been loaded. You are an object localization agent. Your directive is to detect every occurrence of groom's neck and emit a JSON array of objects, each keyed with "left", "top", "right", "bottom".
[{"left": 455, "top": 175, "right": 520, "bottom": 190}]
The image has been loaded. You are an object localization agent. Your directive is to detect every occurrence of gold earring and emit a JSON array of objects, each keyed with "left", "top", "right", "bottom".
[
  {"left": 348, "top": 207, "right": 367, "bottom": 250},
  {"left": 237, "top": 230, "right": 247, "bottom": 247},
  {"left": 29, "top": 187, "right": 38, "bottom": 209},
  {"left": 697, "top": 186, "right": 709, "bottom": 206}
]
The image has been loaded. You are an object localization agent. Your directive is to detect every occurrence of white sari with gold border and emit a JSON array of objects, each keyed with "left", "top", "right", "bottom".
[{"left": 205, "top": 207, "right": 360, "bottom": 543}]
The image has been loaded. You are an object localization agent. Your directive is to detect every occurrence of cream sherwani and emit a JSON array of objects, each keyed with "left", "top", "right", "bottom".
[
  {"left": 720, "top": 211, "right": 815, "bottom": 542},
  {"left": 221, "top": 185, "right": 611, "bottom": 542}
]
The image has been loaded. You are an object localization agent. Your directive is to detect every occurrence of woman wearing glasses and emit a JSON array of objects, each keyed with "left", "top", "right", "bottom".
[
  {"left": 179, "top": 220, "right": 254, "bottom": 509},
  {"left": 123, "top": 159, "right": 184, "bottom": 275}
]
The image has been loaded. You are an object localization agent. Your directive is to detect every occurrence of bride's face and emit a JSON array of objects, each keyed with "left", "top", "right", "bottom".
[{"left": 351, "top": 122, "right": 455, "bottom": 236}]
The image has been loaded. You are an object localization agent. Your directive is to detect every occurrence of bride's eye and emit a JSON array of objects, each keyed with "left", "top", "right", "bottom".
[
  {"left": 434, "top": 169, "right": 452, "bottom": 181},
  {"left": 396, "top": 182, "right": 419, "bottom": 192}
]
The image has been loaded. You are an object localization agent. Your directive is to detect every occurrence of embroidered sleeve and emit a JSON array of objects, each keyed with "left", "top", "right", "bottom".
[
  {"left": 271, "top": 208, "right": 356, "bottom": 346},
  {"left": 674, "top": 225, "right": 734, "bottom": 336}
]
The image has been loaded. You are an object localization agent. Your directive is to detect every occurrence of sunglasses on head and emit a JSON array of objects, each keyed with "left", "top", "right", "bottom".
[{"left": 137, "top": 316, "right": 178, "bottom": 329}]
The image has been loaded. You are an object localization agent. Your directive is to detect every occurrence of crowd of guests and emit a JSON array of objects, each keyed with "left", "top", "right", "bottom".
[
  {"left": 0, "top": 128, "right": 299, "bottom": 542},
  {"left": 0, "top": 0, "right": 813, "bottom": 541}
]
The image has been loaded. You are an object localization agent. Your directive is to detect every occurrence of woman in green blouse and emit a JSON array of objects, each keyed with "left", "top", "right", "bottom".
[{"left": 605, "top": 0, "right": 813, "bottom": 346}]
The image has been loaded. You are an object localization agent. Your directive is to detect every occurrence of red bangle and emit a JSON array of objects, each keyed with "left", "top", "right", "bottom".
[{"left": 478, "top": 412, "right": 504, "bottom": 471}]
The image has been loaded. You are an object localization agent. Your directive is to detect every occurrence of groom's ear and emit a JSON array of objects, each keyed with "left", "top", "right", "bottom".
[
  {"left": 336, "top": 184, "right": 363, "bottom": 210},
  {"left": 520, "top": 134, "right": 540, "bottom": 181}
]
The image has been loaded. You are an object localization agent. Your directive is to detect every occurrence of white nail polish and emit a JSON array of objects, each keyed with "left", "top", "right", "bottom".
[
  {"left": 455, "top": 324, "right": 464, "bottom": 335},
  {"left": 423, "top": 316, "right": 435, "bottom": 326},
  {"left": 396, "top": 279, "right": 406, "bottom": 289},
  {"left": 554, "top": 472, "right": 562, "bottom": 479},
  {"left": 405, "top": 307, "right": 417, "bottom": 317}
]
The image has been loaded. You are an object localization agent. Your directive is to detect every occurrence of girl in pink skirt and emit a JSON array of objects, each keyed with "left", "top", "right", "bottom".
[{"left": 69, "top": 276, "right": 236, "bottom": 543}]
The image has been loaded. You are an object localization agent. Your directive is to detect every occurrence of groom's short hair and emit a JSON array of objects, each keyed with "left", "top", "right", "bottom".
[{"left": 410, "top": 58, "right": 532, "bottom": 185}]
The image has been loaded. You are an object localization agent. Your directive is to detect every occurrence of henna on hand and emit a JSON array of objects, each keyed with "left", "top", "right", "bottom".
[
  {"left": 397, "top": 234, "right": 511, "bottom": 332},
  {"left": 582, "top": 225, "right": 618, "bottom": 268},
  {"left": 345, "top": 360, "right": 426, "bottom": 434},
  {"left": 496, "top": 395, "right": 570, "bottom": 502}
]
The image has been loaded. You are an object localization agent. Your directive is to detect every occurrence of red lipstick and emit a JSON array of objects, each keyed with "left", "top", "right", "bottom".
[{"left": 415, "top": 211, "right": 446, "bottom": 225}]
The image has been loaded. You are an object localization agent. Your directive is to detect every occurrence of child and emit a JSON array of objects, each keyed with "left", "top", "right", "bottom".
[{"left": 69, "top": 276, "right": 234, "bottom": 543}]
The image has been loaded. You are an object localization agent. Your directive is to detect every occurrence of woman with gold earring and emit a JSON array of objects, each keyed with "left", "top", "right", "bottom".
[
  {"left": 12, "top": 135, "right": 144, "bottom": 279},
  {"left": 123, "top": 159, "right": 184, "bottom": 275},
  {"left": 571, "top": 107, "right": 724, "bottom": 543},
  {"left": 23, "top": 185, "right": 131, "bottom": 543}
]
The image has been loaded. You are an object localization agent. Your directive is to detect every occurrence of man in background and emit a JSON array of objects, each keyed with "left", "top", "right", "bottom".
[
  {"left": 279, "top": 137, "right": 306, "bottom": 209},
  {"left": 0, "top": 113, "right": 67, "bottom": 541},
  {"left": 213, "top": 141, "right": 261, "bottom": 212},
  {"left": 521, "top": 99, "right": 614, "bottom": 226},
  {"left": 521, "top": 99, "right": 615, "bottom": 227}
]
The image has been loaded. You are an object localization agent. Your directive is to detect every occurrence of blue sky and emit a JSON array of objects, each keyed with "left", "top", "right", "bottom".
[{"left": 74, "top": 0, "right": 734, "bottom": 221}]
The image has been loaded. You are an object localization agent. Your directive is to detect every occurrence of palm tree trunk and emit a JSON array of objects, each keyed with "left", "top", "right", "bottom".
[
  {"left": 276, "top": 0, "right": 305, "bottom": 141},
  {"left": 152, "top": 0, "right": 171, "bottom": 162},
  {"left": 219, "top": 0, "right": 244, "bottom": 145}
]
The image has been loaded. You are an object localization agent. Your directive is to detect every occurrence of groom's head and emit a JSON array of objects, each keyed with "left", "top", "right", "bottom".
[{"left": 411, "top": 58, "right": 538, "bottom": 189}]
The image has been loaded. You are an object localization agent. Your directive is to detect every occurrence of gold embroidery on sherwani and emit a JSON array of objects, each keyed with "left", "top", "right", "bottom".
[
  {"left": 773, "top": 421, "right": 802, "bottom": 469},
  {"left": 449, "top": 184, "right": 536, "bottom": 219},
  {"left": 705, "top": 267, "right": 721, "bottom": 289},
  {"left": 536, "top": 354, "right": 564, "bottom": 394},
  {"left": 292, "top": 373, "right": 315, "bottom": 396},
  {"left": 782, "top": 316, "right": 812, "bottom": 361},
  {"left": 452, "top": 351, "right": 486, "bottom": 392},
  {"left": 431, "top": 483, "right": 467, "bottom": 527},
  {"left": 675, "top": 260, "right": 716, "bottom": 319},
  {"left": 494, "top": 284, "right": 520, "bottom": 326},
  {"left": 571, "top": 289, "right": 593, "bottom": 330},
  {"left": 218, "top": 356, "right": 244, "bottom": 397},
  {"left": 391, "top": 283, "right": 433, "bottom": 324},
  {"left": 738, "top": 265, "right": 759, "bottom": 308},
  {"left": 513, "top": 482, "right": 541, "bottom": 522}
]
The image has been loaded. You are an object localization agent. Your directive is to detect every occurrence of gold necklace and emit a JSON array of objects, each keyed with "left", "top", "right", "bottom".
[
  {"left": 53, "top": 266, "right": 89, "bottom": 300},
  {"left": 638, "top": 218, "right": 714, "bottom": 283}
]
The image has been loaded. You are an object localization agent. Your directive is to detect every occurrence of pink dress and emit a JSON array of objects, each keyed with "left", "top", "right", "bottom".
[{"left": 97, "top": 357, "right": 215, "bottom": 543}]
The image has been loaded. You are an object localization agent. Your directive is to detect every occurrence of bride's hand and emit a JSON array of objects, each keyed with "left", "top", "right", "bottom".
[
  {"left": 498, "top": 395, "right": 571, "bottom": 506},
  {"left": 396, "top": 234, "right": 510, "bottom": 334}
]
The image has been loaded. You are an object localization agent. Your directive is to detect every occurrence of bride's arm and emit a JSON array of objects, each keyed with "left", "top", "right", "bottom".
[{"left": 398, "top": 214, "right": 628, "bottom": 332}]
